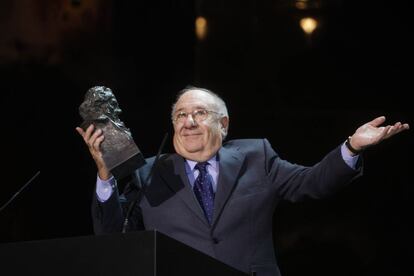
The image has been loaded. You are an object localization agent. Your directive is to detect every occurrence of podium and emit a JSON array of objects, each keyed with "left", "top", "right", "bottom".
[{"left": 0, "top": 230, "right": 247, "bottom": 275}]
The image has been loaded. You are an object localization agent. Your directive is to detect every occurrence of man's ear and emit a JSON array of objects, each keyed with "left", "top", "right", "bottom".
[{"left": 220, "top": 116, "right": 229, "bottom": 136}]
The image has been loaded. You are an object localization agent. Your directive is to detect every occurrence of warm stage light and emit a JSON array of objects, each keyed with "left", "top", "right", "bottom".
[
  {"left": 295, "top": 0, "right": 308, "bottom": 10},
  {"left": 195, "top": 16, "right": 208, "bottom": 41},
  {"left": 299, "top": 17, "right": 318, "bottom": 35}
]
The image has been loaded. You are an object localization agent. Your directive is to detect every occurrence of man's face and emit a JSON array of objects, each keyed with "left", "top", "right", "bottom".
[{"left": 172, "top": 90, "right": 228, "bottom": 162}]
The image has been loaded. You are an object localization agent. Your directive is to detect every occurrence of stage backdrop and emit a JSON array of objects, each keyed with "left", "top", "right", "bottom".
[{"left": 0, "top": 1, "right": 412, "bottom": 276}]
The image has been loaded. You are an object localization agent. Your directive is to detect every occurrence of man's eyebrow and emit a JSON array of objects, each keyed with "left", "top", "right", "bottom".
[{"left": 175, "top": 105, "right": 207, "bottom": 113}]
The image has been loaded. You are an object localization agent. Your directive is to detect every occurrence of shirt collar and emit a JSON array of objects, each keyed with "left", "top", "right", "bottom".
[{"left": 186, "top": 155, "right": 218, "bottom": 172}]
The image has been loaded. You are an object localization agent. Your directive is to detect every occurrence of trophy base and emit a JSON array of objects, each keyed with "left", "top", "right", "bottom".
[{"left": 110, "top": 152, "right": 145, "bottom": 181}]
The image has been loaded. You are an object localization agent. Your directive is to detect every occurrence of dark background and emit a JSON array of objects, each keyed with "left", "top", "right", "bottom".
[{"left": 0, "top": 1, "right": 412, "bottom": 275}]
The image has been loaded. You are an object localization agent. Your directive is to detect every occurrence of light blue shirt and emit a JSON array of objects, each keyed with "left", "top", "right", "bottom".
[
  {"left": 96, "top": 143, "right": 359, "bottom": 202},
  {"left": 184, "top": 156, "right": 219, "bottom": 193}
]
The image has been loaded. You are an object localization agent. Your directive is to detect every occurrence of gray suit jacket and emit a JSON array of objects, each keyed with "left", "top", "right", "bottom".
[{"left": 92, "top": 139, "right": 361, "bottom": 275}]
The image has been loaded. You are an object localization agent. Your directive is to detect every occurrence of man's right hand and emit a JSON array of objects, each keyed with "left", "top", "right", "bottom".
[{"left": 76, "top": 124, "right": 112, "bottom": 180}]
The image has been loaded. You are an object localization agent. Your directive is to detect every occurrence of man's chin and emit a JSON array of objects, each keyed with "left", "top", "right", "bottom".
[{"left": 184, "top": 145, "right": 203, "bottom": 153}]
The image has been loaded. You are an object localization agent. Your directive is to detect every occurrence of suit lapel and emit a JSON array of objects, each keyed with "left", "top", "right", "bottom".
[
  {"left": 212, "top": 145, "right": 245, "bottom": 225},
  {"left": 157, "top": 154, "right": 210, "bottom": 226},
  {"left": 155, "top": 147, "right": 245, "bottom": 228}
]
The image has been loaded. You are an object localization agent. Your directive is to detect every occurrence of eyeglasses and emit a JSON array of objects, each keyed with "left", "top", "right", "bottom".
[{"left": 173, "top": 109, "right": 222, "bottom": 124}]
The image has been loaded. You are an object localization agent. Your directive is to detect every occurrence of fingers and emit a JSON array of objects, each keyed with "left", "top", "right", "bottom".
[
  {"left": 75, "top": 124, "right": 104, "bottom": 151},
  {"left": 75, "top": 126, "right": 84, "bottom": 136},
  {"left": 372, "top": 122, "right": 410, "bottom": 141},
  {"left": 368, "top": 116, "right": 386, "bottom": 127},
  {"left": 377, "top": 125, "right": 391, "bottom": 141},
  {"left": 384, "top": 122, "right": 410, "bottom": 139},
  {"left": 84, "top": 124, "right": 95, "bottom": 142},
  {"left": 91, "top": 129, "right": 104, "bottom": 151},
  {"left": 76, "top": 124, "right": 107, "bottom": 173},
  {"left": 76, "top": 124, "right": 93, "bottom": 139},
  {"left": 402, "top": 123, "right": 410, "bottom": 130}
]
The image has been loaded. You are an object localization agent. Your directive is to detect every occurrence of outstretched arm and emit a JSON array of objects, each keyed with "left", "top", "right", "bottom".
[{"left": 346, "top": 116, "right": 409, "bottom": 155}]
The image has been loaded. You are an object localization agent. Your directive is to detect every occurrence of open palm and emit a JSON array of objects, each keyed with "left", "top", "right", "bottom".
[{"left": 350, "top": 116, "right": 409, "bottom": 151}]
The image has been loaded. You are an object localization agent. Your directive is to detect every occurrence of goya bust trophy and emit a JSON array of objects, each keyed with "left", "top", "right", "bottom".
[{"left": 79, "top": 86, "right": 144, "bottom": 180}]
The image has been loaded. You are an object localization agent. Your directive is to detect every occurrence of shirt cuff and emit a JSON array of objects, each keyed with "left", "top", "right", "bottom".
[
  {"left": 340, "top": 142, "right": 360, "bottom": 169},
  {"left": 96, "top": 175, "right": 116, "bottom": 202}
]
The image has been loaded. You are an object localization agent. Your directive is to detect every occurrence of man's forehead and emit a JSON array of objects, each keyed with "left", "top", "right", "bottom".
[{"left": 176, "top": 90, "right": 214, "bottom": 107}]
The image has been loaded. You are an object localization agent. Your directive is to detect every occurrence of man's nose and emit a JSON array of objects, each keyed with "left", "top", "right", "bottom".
[{"left": 184, "top": 114, "right": 197, "bottom": 127}]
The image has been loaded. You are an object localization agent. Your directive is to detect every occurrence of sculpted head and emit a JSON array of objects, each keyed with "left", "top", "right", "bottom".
[
  {"left": 79, "top": 86, "right": 122, "bottom": 122},
  {"left": 171, "top": 87, "right": 229, "bottom": 162}
]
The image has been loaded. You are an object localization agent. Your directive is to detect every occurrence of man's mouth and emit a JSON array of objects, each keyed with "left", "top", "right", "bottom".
[{"left": 183, "top": 133, "right": 202, "bottom": 137}]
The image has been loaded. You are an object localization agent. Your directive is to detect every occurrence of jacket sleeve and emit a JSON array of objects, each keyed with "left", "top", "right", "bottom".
[
  {"left": 264, "top": 138, "right": 363, "bottom": 202},
  {"left": 91, "top": 172, "right": 145, "bottom": 234}
]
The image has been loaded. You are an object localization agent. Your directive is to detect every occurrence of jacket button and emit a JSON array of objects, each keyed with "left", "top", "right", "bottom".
[{"left": 212, "top": 238, "right": 219, "bottom": 244}]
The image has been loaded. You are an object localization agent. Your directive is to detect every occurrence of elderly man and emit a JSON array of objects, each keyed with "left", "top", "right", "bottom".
[{"left": 76, "top": 87, "right": 409, "bottom": 276}]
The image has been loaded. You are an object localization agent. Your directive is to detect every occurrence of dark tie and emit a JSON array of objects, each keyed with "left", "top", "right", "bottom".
[{"left": 193, "top": 162, "right": 215, "bottom": 224}]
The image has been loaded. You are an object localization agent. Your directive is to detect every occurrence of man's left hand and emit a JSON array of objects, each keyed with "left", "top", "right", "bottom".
[{"left": 348, "top": 116, "right": 410, "bottom": 152}]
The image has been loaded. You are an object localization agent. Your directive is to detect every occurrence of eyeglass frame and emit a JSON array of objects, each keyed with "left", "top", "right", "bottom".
[{"left": 172, "top": 109, "right": 223, "bottom": 124}]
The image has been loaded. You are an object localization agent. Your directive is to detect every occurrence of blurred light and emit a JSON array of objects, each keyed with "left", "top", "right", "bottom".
[
  {"left": 300, "top": 17, "right": 318, "bottom": 35},
  {"left": 295, "top": 0, "right": 308, "bottom": 10},
  {"left": 195, "top": 16, "right": 208, "bottom": 41},
  {"left": 295, "top": 0, "right": 322, "bottom": 10}
]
